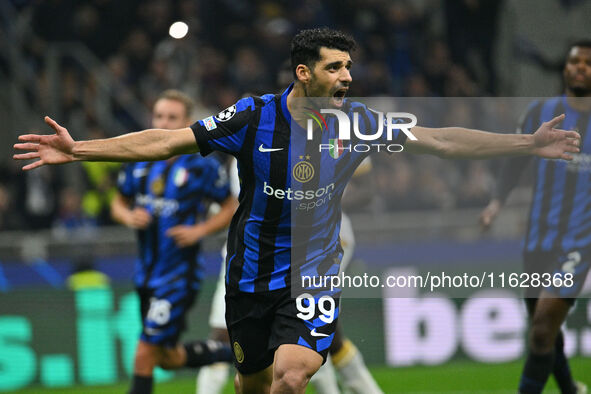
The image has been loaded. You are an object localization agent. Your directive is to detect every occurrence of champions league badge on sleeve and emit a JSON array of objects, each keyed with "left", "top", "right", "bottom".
[{"left": 215, "top": 105, "right": 237, "bottom": 122}]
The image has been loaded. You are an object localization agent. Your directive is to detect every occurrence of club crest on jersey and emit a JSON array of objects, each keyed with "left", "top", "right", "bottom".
[
  {"left": 151, "top": 176, "right": 165, "bottom": 196},
  {"left": 328, "top": 138, "right": 344, "bottom": 159},
  {"left": 215, "top": 105, "right": 237, "bottom": 122},
  {"left": 233, "top": 341, "right": 244, "bottom": 363},
  {"left": 293, "top": 155, "right": 315, "bottom": 183},
  {"left": 202, "top": 116, "right": 217, "bottom": 131},
  {"left": 173, "top": 167, "right": 188, "bottom": 187}
]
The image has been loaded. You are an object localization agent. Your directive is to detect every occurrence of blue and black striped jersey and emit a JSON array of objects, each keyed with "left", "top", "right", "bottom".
[
  {"left": 517, "top": 97, "right": 591, "bottom": 253},
  {"left": 117, "top": 154, "right": 230, "bottom": 290},
  {"left": 191, "top": 84, "right": 407, "bottom": 293}
]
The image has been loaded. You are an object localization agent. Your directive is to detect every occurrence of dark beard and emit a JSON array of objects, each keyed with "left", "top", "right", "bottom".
[{"left": 570, "top": 86, "right": 591, "bottom": 97}]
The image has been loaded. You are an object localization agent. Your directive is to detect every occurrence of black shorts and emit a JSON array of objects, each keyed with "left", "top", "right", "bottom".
[
  {"left": 138, "top": 286, "right": 197, "bottom": 347},
  {"left": 225, "top": 287, "right": 340, "bottom": 374},
  {"left": 523, "top": 249, "right": 591, "bottom": 305}
]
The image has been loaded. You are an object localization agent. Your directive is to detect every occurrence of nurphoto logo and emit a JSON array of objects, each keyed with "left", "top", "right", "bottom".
[{"left": 306, "top": 108, "right": 418, "bottom": 154}]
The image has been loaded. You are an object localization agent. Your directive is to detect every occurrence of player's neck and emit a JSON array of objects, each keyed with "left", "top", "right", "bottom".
[
  {"left": 287, "top": 82, "right": 310, "bottom": 126},
  {"left": 287, "top": 82, "right": 329, "bottom": 127}
]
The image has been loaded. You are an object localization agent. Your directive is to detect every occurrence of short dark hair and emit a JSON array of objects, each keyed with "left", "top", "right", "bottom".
[{"left": 290, "top": 28, "right": 356, "bottom": 79}]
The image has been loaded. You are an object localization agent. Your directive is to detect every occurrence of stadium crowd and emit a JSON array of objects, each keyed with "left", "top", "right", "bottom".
[{"left": 1, "top": 0, "right": 507, "bottom": 231}]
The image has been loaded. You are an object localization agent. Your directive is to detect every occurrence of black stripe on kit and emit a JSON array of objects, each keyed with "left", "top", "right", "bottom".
[
  {"left": 137, "top": 162, "right": 155, "bottom": 276},
  {"left": 228, "top": 97, "right": 264, "bottom": 292},
  {"left": 292, "top": 115, "right": 324, "bottom": 282},
  {"left": 254, "top": 96, "right": 291, "bottom": 292},
  {"left": 523, "top": 102, "right": 544, "bottom": 246},
  {"left": 143, "top": 162, "right": 174, "bottom": 288},
  {"left": 535, "top": 101, "right": 565, "bottom": 250}
]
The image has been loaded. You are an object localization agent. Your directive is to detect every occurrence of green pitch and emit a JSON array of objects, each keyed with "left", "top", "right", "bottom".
[{"left": 11, "top": 357, "right": 590, "bottom": 393}]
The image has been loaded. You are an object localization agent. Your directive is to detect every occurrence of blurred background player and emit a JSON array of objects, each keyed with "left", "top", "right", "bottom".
[
  {"left": 110, "top": 89, "right": 237, "bottom": 394},
  {"left": 480, "top": 41, "right": 591, "bottom": 394}
]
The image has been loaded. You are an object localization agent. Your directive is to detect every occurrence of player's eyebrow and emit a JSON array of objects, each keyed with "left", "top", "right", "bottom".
[{"left": 324, "top": 60, "right": 353, "bottom": 69}]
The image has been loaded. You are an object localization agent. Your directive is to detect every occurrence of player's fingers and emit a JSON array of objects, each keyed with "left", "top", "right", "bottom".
[
  {"left": 18, "top": 134, "right": 42, "bottom": 143},
  {"left": 552, "top": 129, "right": 581, "bottom": 140},
  {"left": 562, "top": 130, "right": 581, "bottom": 141},
  {"left": 135, "top": 220, "right": 149, "bottom": 228},
  {"left": 480, "top": 212, "right": 491, "bottom": 225},
  {"left": 13, "top": 152, "right": 40, "bottom": 160},
  {"left": 175, "top": 237, "right": 188, "bottom": 247},
  {"left": 546, "top": 113, "right": 565, "bottom": 128},
  {"left": 44, "top": 116, "right": 66, "bottom": 135},
  {"left": 566, "top": 130, "right": 580, "bottom": 138},
  {"left": 14, "top": 142, "right": 40, "bottom": 151},
  {"left": 134, "top": 209, "right": 151, "bottom": 220},
  {"left": 564, "top": 136, "right": 580, "bottom": 144},
  {"left": 561, "top": 153, "right": 574, "bottom": 161},
  {"left": 136, "top": 213, "right": 151, "bottom": 222},
  {"left": 22, "top": 160, "right": 44, "bottom": 171},
  {"left": 138, "top": 215, "right": 152, "bottom": 225},
  {"left": 479, "top": 211, "right": 488, "bottom": 222},
  {"left": 562, "top": 138, "right": 580, "bottom": 151},
  {"left": 166, "top": 228, "right": 180, "bottom": 237}
]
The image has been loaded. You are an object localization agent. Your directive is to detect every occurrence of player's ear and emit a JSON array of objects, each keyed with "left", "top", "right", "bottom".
[{"left": 295, "top": 64, "right": 311, "bottom": 84}]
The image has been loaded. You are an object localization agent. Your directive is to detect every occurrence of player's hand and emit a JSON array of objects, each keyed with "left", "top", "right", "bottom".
[
  {"left": 479, "top": 199, "right": 501, "bottom": 231},
  {"left": 166, "top": 225, "right": 206, "bottom": 248},
  {"left": 531, "top": 114, "right": 580, "bottom": 160},
  {"left": 127, "top": 207, "right": 152, "bottom": 230},
  {"left": 13, "top": 117, "right": 76, "bottom": 170}
]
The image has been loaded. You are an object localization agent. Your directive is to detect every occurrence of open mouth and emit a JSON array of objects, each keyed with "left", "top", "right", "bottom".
[{"left": 332, "top": 89, "right": 348, "bottom": 106}]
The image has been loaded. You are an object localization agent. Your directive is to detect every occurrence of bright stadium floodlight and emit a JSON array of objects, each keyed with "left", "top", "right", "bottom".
[{"left": 169, "top": 21, "right": 188, "bottom": 39}]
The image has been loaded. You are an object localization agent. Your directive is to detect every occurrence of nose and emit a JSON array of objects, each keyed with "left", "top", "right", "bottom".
[
  {"left": 575, "top": 59, "right": 589, "bottom": 72},
  {"left": 153, "top": 119, "right": 170, "bottom": 129},
  {"left": 341, "top": 68, "right": 352, "bottom": 83}
]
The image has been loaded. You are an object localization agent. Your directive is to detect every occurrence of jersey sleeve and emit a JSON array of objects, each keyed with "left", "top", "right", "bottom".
[
  {"left": 117, "top": 164, "right": 136, "bottom": 197},
  {"left": 190, "top": 97, "right": 255, "bottom": 157}
]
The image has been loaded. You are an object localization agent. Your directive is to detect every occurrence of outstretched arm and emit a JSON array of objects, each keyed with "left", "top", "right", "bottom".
[
  {"left": 405, "top": 114, "right": 580, "bottom": 160},
  {"left": 14, "top": 116, "right": 199, "bottom": 170}
]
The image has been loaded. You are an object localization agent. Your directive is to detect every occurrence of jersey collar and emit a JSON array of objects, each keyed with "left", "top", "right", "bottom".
[{"left": 281, "top": 83, "right": 293, "bottom": 126}]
